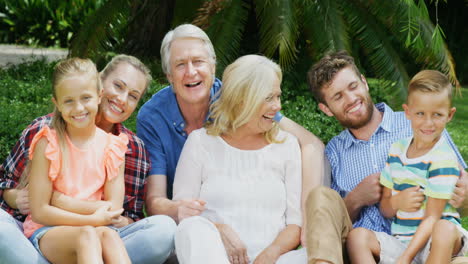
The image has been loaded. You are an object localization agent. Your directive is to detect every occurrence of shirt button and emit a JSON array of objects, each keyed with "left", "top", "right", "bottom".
[
  {"left": 370, "top": 143, "right": 374, "bottom": 147},
  {"left": 181, "top": 123, "right": 184, "bottom": 127},
  {"left": 373, "top": 164, "right": 378, "bottom": 169},
  {"left": 173, "top": 122, "right": 176, "bottom": 126}
]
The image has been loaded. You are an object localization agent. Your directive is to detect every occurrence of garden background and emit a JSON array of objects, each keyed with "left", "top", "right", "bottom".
[{"left": 0, "top": 0, "right": 467, "bottom": 220}]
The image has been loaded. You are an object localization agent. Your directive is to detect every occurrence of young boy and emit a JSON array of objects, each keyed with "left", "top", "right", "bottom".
[{"left": 346, "top": 70, "right": 468, "bottom": 264}]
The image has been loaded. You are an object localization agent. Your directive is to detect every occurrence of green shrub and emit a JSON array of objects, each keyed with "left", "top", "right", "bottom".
[{"left": 0, "top": 0, "right": 104, "bottom": 47}]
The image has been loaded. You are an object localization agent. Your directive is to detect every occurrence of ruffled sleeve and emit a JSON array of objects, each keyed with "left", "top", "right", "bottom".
[
  {"left": 104, "top": 133, "right": 129, "bottom": 181},
  {"left": 28, "top": 126, "right": 61, "bottom": 181}
]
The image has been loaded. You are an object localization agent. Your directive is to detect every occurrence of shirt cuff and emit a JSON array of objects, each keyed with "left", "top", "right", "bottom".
[{"left": 273, "top": 112, "right": 284, "bottom": 122}]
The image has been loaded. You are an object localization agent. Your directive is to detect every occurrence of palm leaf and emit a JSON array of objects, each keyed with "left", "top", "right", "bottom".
[
  {"left": 301, "top": 0, "right": 350, "bottom": 59},
  {"left": 365, "top": 0, "right": 458, "bottom": 88},
  {"left": 69, "top": 0, "right": 129, "bottom": 58},
  {"left": 343, "top": 0, "right": 410, "bottom": 102},
  {"left": 194, "top": 0, "right": 250, "bottom": 73},
  {"left": 254, "top": 0, "right": 299, "bottom": 68}
]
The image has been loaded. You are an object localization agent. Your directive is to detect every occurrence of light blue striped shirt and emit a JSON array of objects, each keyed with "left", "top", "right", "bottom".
[{"left": 326, "top": 103, "right": 467, "bottom": 233}]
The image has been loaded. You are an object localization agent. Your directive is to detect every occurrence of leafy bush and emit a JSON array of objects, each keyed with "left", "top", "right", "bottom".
[{"left": 0, "top": 0, "right": 104, "bottom": 47}]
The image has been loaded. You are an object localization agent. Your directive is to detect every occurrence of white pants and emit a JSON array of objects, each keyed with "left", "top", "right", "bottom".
[{"left": 175, "top": 216, "right": 307, "bottom": 264}]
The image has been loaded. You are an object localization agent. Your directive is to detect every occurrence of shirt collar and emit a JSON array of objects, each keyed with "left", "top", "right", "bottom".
[
  {"left": 169, "top": 78, "right": 222, "bottom": 134},
  {"left": 341, "top": 102, "right": 395, "bottom": 149}
]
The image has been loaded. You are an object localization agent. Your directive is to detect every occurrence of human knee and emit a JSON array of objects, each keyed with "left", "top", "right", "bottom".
[
  {"left": 77, "top": 226, "right": 99, "bottom": 245},
  {"left": 96, "top": 226, "right": 119, "bottom": 240},
  {"left": 347, "top": 228, "right": 371, "bottom": 247},
  {"left": 433, "top": 219, "right": 458, "bottom": 241},
  {"left": 139, "top": 215, "right": 176, "bottom": 252}
]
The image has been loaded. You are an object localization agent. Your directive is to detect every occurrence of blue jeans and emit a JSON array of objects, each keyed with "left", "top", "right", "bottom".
[
  {"left": 0, "top": 209, "right": 49, "bottom": 264},
  {"left": 0, "top": 209, "right": 176, "bottom": 264}
]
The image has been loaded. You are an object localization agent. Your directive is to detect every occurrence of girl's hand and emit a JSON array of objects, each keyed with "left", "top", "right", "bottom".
[
  {"left": 16, "top": 188, "right": 30, "bottom": 215},
  {"left": 215, "top": 223, "right": 249, "bottom": 264},
  {"left": 253, "top": 245, "right": 281, "bottom": 264},
  {"left": 92, "top": 205, "right": 123, "bottom": 226},
  {"left": 111, "top": 215, "right": 132, "bottom": 228}
]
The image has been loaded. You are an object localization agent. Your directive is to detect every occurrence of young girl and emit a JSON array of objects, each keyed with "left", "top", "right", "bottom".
[{"left": 23, "top": 58, "right": 131, "bottom": 263}]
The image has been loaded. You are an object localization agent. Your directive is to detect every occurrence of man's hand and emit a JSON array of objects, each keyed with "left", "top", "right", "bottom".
[
  {"left": 391, "top": 186, "right": 424, "bottom": 212},
  {"left": 352, "top": 173, "right": 382, "bottom": 207},
  {"left": 16, "top": 188, "right": 30, "bottom": 215},
  {"left": 253, "top": 245, "right": 281, "bottom": 264},
  {"left": 177, "top": 199, "right": 206, "bottom": 222},
  {"left": 216, "top": 223, "right": 249, "bottom": 264},
  {"left": 450, "top": 169, "right": 468, "bottom": 208}
]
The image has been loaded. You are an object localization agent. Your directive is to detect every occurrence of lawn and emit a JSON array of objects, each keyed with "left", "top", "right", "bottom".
[{"left": 447, "top": 87, "right": 468, "bottom": 162}]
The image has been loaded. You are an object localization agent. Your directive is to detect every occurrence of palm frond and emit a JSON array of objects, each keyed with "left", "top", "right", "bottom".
[
  {"left": 365, "top": 0, "right": 458, "bottom": 88},
  {"left": 344, "top": 1, "right": 410, "bottom": 101},
  {"left": 301, "top": 0, "right": 350, "bottom": 59},
  {"left": 254, "top": 0, "right": 299, "bottom": 68},
  {"left": 69, "top": 0, "right": 129, "bottom": 58},
  {"left": 194, "top": 0, "right": 250, "bottom": 73}
]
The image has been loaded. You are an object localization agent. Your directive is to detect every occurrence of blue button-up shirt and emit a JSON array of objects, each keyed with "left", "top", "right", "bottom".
[
  {"left": 326, "top": 103, "right": 467, "bottom": 233},
  {"left": 137, "top": 78, "right": 222, "bottom": 198}
]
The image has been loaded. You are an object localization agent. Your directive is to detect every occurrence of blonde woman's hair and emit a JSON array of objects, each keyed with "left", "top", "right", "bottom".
[
  {"left": 206, "top": 55, "right": 282, "bottom": 143},
  {"left": 100, "top": 54, "right": 152, "bottom": 95},
  {"left": 160, "top": 24, "right": 216, "bottom": 75}
]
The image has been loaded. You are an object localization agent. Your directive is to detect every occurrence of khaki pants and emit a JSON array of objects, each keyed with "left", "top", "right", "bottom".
[
  {"left": 304, "top": 186, "right": 468, "bottom": 264},
  {"left": 305, "top": 186, "right": 352, "bottom": 264}
]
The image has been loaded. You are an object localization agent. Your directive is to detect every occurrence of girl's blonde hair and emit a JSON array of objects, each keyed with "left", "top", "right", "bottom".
[{"left": 206, "top": 55, "right": 282, "bottom": 143}]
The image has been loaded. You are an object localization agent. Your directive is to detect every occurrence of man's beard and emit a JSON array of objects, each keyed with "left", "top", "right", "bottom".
[{"left": 336, "top": 96, "right": 374, "bottom": 130}]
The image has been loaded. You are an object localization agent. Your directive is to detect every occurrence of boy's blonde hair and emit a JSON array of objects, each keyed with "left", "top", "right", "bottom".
[
  {"left": 408, "top": 70, "right": 453, "bottom": 105},
  {"left": 206, "top": 55, "right": 282, "bottom": 143}
]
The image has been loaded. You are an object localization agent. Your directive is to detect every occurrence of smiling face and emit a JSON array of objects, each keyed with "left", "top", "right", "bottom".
[
  {"left": 166, "top": 38, "right": 216, "bottom": 106},
  {"left": 53, "top": 74, "right": 101, "bottom": 130},
  {"left": 243, "top": 76, "right": 282, "bottom": 134},
  {"left": 99, "top": 62, "right": 147, "bottom": 125},
  {"left": 403, "top": 89, "right": 455, "bottom": 146},
  {"left": 318, "top": 66, "right": 374, "bottom": 129}
]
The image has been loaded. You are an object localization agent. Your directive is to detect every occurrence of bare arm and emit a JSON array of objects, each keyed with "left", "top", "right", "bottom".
[
  {"left": 253, "top": 224, "right": 301, "bottom": 263},
  {"left": 29, "top": 138, "right": 121, "bottom": 226},
  {"left": 2, "top": 188, "right": 21, "bottom": 209},
  {"left": 278, "top": 117, "right": 327, "bottom": 245},
  {"left": 398, "top": 197, "right": 447, "bottom": 263},
  {"left": 146, "top": 174, "right": 178, "bottom": 219}
]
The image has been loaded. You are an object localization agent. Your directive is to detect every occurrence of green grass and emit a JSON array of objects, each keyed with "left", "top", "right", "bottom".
[
  {"left": 449, "top": 88, "right": 468, "bottom": 228},
  {"left": 447, "top": 87, "right": 468, "bottom": 163}
]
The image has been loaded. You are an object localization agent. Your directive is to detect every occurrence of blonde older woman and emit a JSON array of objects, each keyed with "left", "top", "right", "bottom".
[{"left": 173, "top": 55, "right": 306, "bottom": 264}]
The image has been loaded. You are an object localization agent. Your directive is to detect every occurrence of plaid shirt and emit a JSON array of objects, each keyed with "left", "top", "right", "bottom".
[{"left": 0, "top": 113, "right": 150, "bottom": 222}]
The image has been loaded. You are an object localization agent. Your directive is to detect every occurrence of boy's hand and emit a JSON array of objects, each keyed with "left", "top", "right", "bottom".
[
  {"left": 391, "top": 186, "right": 424, "bottom": 212},
  {"left": 450, "top": 169, "right": 468, "bottom": 208}
]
